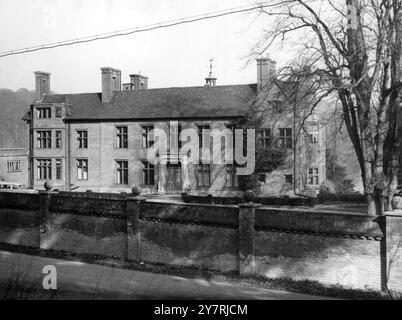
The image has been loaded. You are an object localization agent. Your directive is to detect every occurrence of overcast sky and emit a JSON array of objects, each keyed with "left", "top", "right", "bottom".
[{"left": 0, "top": 0, "right": 294, "bottom": 93}]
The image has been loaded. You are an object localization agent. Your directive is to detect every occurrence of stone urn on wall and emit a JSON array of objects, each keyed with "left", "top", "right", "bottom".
[
  {"left": 244, "top": 189, "right": 257, "bottom": 203},
  {"left": 392, "top": 195, "right": 402, "bottom": 211},
  {"left": 391, "top": 185, "right": 402, "bottom": 211},
  {"left": 131, "top": 185, "right": 142, "bottom": 197},
  {"left": 182, "top": 183, "right": 191, "bottom": 195},
  {"left": 44, "top": 180, "right": 54, "bottom": 191}
]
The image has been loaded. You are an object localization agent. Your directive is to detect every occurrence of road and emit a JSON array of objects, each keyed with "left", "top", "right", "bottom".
[{"left": 0, "top": 250, "right": 331, "bottom": 300}]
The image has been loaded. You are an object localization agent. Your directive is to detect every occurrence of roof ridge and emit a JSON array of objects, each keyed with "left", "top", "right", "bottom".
[
  {"left": 44, "top": 83, "right": 257, "bottom": 121},
  {"left": 123, "top": 83, "right": 257, "bottom": 91},
  {"left": 48, "top": 83, "right": 258, "bottom": 97},
  {"left": 47, "top": 92, "right": 101, "bottom": 97}
]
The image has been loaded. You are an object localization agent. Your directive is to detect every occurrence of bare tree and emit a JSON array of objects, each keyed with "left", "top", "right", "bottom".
[{"left": 252, "top": 0, "right": 402, "bottom": 215}]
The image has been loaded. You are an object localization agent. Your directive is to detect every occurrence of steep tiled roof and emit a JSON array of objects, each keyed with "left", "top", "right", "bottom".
[
  {"left": 41, "top": 84, "right": 257, "bottom": 121},
  {"left": 21, "top": 110, "right": 31, "bottom": 121}
]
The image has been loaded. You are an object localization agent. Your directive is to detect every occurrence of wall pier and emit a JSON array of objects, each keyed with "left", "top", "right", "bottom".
[
  {"left": 238, "top": 203, "right": 260, "bottom": 275},
  {"left": 380, "top": 211, "right": 402, "bottom": 292},
  {"left": 39, "top": 190, "right": 57, "bottom": 249},
  {"left": 127, "top": 197, "right": 146, "bottom": 262}
]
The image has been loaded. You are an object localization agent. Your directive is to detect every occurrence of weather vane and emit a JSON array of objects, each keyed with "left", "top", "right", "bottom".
[
  {"left": 204, "top": 58, "right": 217, "bottom": 86},
  {"left": 208, "top": 58, "right": 214, "bottom": 77}
]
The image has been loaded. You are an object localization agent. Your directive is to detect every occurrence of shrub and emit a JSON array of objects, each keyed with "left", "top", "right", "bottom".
[{"left": 320, "top": 180, "right": 336, "bottom": 195}]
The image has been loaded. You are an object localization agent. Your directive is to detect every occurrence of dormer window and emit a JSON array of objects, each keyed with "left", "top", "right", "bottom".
[
  {"left": 259, "top": 128, "right": 271, "bottom": 148},
  {"left": 310, "top": 110, "right": 319, "bottom": 121},
  {"left": 308, "top": 125, "right": 319, "bottom": 144},
  {"left": 37, "top": 107, "right": 51, "bottom": 119},
  {"left": 278, "top": 128, "right": 292, "bottom": 149},
  {"left": 308, "top": 132, "right": 319, "bottom": 144},
  {"left": 272, "top": 100, "right": 283, "bottom": 113},
  {"left": 55, "top": 107, "right": 62, "bottom": 118}
]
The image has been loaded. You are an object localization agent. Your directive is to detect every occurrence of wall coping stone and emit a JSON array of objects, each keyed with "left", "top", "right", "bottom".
[
  {"left": 146, "top": 199, "right": 238, "bottom": 209},
  {"left": 239, "top": 203, "right": 262, "bottom": 208},
  {"left": 257, "top": 206, "right": 369, "bottom": 218},
  {"left": 384, "top": 210, "right": 402, "bottom": 217},
  {"left": 39, "top": 190, "right": 59, "bottom": 195},
  {"left": 127, "top": 197, "right": 147, "bottom": 203}
]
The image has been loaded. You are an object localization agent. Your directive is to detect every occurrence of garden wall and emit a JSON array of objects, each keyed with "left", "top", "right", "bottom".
[
  {"left": 0, "top": 190, "right": 401, "bottom": 292},
  {"left": 0, "top": 192, "right": 40, "bottom": 247}
]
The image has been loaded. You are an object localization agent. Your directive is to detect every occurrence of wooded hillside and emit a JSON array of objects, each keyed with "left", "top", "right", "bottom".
[{"left": 0, "top": 88, "right": 34, "bottom": 148}]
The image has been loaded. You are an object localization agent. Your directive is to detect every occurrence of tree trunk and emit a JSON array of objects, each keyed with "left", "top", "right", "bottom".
[
  {"left": 375, "top": 194, "right": 385, "bottom": 216},
  {"left": 367, "top": 192, "right": 387, "bottom": 216},
  {"left": 386, "top": 195, "right": 393, "bottom": 212}
]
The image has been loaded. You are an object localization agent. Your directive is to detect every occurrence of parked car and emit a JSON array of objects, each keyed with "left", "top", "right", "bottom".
[{"left": 0, "top": 182, "right": 25, "bottom": 190}]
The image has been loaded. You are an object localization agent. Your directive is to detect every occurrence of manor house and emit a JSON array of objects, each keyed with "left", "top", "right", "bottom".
[{"left": 23, "top": 58, "right": 325, "bottom": 196}]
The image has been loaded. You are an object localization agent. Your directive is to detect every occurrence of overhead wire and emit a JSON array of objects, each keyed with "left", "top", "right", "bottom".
[{"left": 0, "top": 3, "right": 268, "bottom": 58}]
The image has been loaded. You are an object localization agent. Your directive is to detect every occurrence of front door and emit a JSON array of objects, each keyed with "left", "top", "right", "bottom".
[{"left": 166, "top": 163, "right": 182, "bottom": 193}]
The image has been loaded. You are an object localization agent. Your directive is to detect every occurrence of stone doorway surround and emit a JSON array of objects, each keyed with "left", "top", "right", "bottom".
[{"left": 156, "top": 153, "right": 190, "bottom": 194}]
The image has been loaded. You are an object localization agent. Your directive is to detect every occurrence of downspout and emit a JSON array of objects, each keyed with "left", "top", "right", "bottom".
[
  {"left": 66, "top": 121, "right": 71, "bottom": 191},
  {"left": 99, "top": 123, "right": 102, "bottom": 192},
  {"left": 29, "top": 104, "right": 34, "bottom": 188}
]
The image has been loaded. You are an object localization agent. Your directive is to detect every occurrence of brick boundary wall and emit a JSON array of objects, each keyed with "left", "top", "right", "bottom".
[{"left": 0, "top": 190, "right": 401, "bottom": 292}]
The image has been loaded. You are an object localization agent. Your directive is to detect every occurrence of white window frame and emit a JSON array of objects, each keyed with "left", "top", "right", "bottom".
[
  {"left": 77, "top": 159, "right": 88, "bottom": 180},
  {"left": 307, "top": 167, "right": 320, "bottom": 186}
]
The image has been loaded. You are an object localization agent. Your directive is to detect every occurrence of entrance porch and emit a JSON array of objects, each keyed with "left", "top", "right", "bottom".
[{"left": 156, "top": 154, "right": 190, "bottom": 194}]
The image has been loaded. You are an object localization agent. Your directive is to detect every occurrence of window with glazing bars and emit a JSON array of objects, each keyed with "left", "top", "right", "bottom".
[
  {"left": 37, "top": 159, "right": 52, "bottom": 180},
  {"left": 37, "top": 131, "right": 52, "bottom": 149},
  {"left": 77, "top": 131, "right": 88, "bottom": 149},
  {"left": 278, "top": 128, "right": 292, "bottom": 149},
  {"left": 116, "top": 160, "right": 128, "bottom": 185},
  {"left": 196, "top": 164, "right": 210, "bottom": 188},
  {"left": 142, "top": 161, "right": 155, "bottom": 185},
  {"left": 142, "top": 125, "right": 154, "bottom": 148},
  {"left": 116, "top": 126, "right": 128, "bottom": 148}
]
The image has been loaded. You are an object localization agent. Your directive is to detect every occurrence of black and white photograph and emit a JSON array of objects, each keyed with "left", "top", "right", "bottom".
[{"left": 0, "top": 0, "right": 401, "bottom": 306}]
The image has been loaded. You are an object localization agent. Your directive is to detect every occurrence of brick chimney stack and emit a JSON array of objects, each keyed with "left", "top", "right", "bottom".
[
  {"left": 123, "top": 74, "right": 148, "bottom": 91},
  {"left": 256, "top": 56, "right": 276, "bottom": 92},
  {"left": 101, "top": 67, "right": 121, "bottom": 103},
  {"left": 34, "top": 71, "right": 51, "bottom": 101}
]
